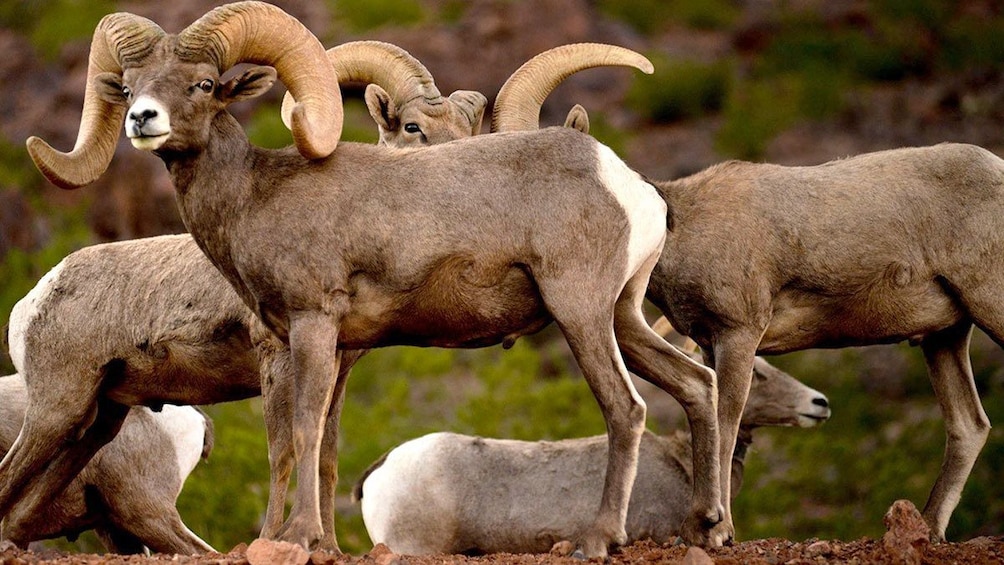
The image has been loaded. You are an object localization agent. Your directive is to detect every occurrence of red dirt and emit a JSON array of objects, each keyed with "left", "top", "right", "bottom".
[{"left": 4, "top": 536, "right": 1003, "bottom": 565}]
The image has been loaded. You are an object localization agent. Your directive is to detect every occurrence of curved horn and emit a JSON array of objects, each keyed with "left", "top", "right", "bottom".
[
  {"left": 26, "top": 13, "right": 164, "bottom": 189},
  {"left": 490, "top": 43, "right": 654, "bottom": 133},
  {"left": 281, "top": 40, "right": 444, "bottom": 130},
  {"left": 651, "top": 316, "right": 699, "bottom": 354},
  {"left": 176, "top": 1, "right": 341, "bottom": 159}
]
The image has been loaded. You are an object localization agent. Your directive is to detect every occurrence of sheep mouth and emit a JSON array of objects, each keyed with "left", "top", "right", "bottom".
[
  {"left": 797, "top": 412, "right": 830, "bottom": 427},
  {"left": 128, "top": 132, "right": 169, "bottom": 151}
]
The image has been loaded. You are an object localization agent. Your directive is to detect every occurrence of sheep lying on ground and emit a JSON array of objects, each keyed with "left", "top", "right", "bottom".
[
  {"left": 493, "top": 56, "right": 1004, "bottom": 541},
  {"left": 25, "top": 2, "right": 725, "bottom": 555},
  {"left": 0, "top": 374, "right": 213, "bottom": 554},
  {"left": 354, "top": 350, "right": 830, "bottom": 555}
]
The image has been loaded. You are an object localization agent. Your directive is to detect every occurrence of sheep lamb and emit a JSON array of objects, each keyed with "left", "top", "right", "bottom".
[
  {"left": 354, "top": 353, "right": 830, "bottom": 555},
  {"left": 23, "top": 2, "right": 722, "bottom": 556},
  {"left": 0, "top": 374, "right": 213, "bottom": 554}
]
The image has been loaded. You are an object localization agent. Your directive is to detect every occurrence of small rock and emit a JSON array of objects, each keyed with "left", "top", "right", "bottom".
[
  {"left": 550, "top": 540, "right": 576, "bottom": 556},
  {"left": 367, "top": 542, "right": 406, "bottom": 565},
  {"left": 246, "top": 538, "right": 310, "bottom": 565},
  {"left": 805, "top": 540, "right": 832, "bottom": 557},
  {"left": 683, "top": 546, "right": 714, "bottom": 565},
  {"left": 310, "top": 549, "right": 340, "bottom": 565},
  {"left": 228, "top": 542, "right": 249, "bottom": 556},
  {"left": 882, "top": 499, "right": 930, "bottom": 565},
  {"left": 0, "top": 540, "right": 17, "bottom": 553}
]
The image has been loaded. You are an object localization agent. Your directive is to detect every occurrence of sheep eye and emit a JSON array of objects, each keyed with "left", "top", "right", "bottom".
[
  {"left": 121, "top": 85, "right": 132, "bottom": 99},
  {"left": 403, "top": 123, "right": 422, "bottom": 134},
  {"left": 198, "top": 79, "right": 214, "bottom": 93}
]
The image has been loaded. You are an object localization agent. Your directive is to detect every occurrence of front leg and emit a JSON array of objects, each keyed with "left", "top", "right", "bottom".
[
  {"left": 708, "top": 327, "right": 762, "bottom": 545},
  {"left": 273, "top": 310, "right": 342, "bottom": 551},
  {"left": 316, "top": 349, "right": 364, "bottom": 552}
]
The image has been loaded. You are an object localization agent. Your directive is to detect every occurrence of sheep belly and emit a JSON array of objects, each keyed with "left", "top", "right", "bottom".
[
  {"left": 762, "top": 278, "right": 965, "bottom": 351},
  {"left": 340, "top": 259, "right": 551, "bottom": 349}
]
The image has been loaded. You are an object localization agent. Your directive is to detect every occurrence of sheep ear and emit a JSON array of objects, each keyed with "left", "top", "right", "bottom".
[
  {"left": 365, "top": 83, "right": 399, "bottom": 131},
  {"left": 564, "top": 104, "right": 590, "bottom": 134},
  {"left": 448, "top": 90, "right": 487, "bottom": 132},
  {"left": 94, "top": 72, "right": 128, "bottom": 106},
  {"left": 221, "top": 66, "right": 277, "bottom": 104}
]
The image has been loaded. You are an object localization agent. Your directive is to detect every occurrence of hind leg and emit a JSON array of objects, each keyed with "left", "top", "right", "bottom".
[
  {"left": 0, "top": 383, "right": 103, "bottom": 524},
  {"left": 920, "top": 321, "right": 989, "bottom": 542},
  {"left": 3, "top": 396, "right": 129, "bottom": 545},
  {"left": 613, "top": 255, "right": 725, "bottom": 546},
  {"left": 536, "top": 278, "right": 646, "bottom": 558}
]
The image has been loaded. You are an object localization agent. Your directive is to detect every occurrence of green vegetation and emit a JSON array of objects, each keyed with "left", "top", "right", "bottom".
[
  {"left": 326, "top": 0, "right": 424, "bottom": 33},
  {"left": 627, "top": 56, "right": 731, "bottom": 123},
  {"left": 597, "top": 0, "right": 739, "bottom": 33}
]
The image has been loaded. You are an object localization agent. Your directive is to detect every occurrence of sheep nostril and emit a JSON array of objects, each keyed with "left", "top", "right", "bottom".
[
  {"left": 129, "top": 108, "right": 158, "bottom": 125},
  {"left": 812, "top": 397, "right": 829, "bottom": 408}
]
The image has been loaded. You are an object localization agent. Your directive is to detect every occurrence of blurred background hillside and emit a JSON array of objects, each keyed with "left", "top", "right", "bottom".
[{"left": 2, "top": 0, "right": 1004, "bottom": 555}]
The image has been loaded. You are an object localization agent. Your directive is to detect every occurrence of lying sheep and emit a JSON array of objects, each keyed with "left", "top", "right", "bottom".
[
  {"left": 0, "top": 374, "right": 213, "bottom": 554},
  {"left": 26, "top": 3, "right": 723, "bottom": 555},
  {"left": 354, "top": 352, "right": 831, "bottom": 555}
]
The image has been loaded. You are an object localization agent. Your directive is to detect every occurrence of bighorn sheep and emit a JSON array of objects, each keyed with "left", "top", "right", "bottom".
[
  {"left": 1, "top": 40, "right": 481, "bottom": 557},
  {"left": 495, "top": 64, "right": 1004, "bottom": 541},
  {"left": 5, "top": 39, "right": 656, "bottom": 556},
  {"left": 0, "top": 374, "right": 213, "bottom": 554},
  {"left": 24, "top": 3, "right": 721, "bottom": 556},
  {"left": 353, "top": 348, "right": 831, "bottom": 555},
  {"left": 280, "top": 41, "right": 487, "bottom": 145}
]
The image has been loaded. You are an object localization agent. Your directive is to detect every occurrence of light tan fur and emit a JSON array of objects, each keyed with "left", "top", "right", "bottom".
[
  {"left": 354, "top": 355, "right": 829, "bottom": 555},
  {"left": 23, "top": 4, "right": 724, "bottom": 556}
]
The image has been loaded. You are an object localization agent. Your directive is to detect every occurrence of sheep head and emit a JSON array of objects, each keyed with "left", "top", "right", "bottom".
[
  {"left": 281, "top": 41, "right": 487, "bottom": 146},
  {"left": 490, "top": 43, "right": 653, "bottom": 133},
  {"left": 26, "top": 1, "right": 342, "bottom": 189}
]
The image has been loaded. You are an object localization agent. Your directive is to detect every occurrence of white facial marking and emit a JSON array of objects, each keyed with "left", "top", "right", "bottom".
[
  {"left": 595, "top": 143, "right": 667, "bottom": 279},
  {"left": 151, "top": 405, "right": 208, "bottom": 489},
  {"left": 8, "top": 259, "right": 67, "bottom": 374},
  {"left": 125, "top": 95, "right": 171, "bottom": 150}
]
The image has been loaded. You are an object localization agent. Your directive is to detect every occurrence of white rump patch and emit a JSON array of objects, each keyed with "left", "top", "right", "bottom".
[
  {"left": 595, "top": 144, "right": 666, "bottom": 278},
  {"left": 361, "top": 432, "right": 448, "bottom": 547},
  {"left": 8, "top": 258, "right": 67, "bottom": 374},
  {"left": 151, "top": 405, "right": 208, "bottom": 489}
]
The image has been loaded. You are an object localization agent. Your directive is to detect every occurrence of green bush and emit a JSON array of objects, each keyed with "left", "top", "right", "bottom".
[
  {"left": 27, "top": 0, "right": 116, "bottom": 61},
  {"left": 326, "top": 0, "right": 424, "bottom": 33},
  {"left": 598, "top": 0, "right": 738, "bottom": 33},
  {"left": 627, "top": 57, "right": 732, "bottom": 123}
]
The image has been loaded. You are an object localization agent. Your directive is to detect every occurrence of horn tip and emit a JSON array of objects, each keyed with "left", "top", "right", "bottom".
[{"left": 26, "top": 136, "right": 90, "bottom": 190}]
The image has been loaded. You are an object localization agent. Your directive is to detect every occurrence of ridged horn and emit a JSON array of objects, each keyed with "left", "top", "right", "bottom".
[
  {"left": 490, "top": 43, "right": 654, "bottom": 133},
  {"left": 26, "top": 13, "right": 164, "bottom": 189},
  {"left": 651, "top": 316, "right": 699, "bottom": 354},
  {"left": 176, "top": 1, "right": 341, "bottom": 160},
  {"left": 281, "top": 40, "right": 444, "bottom": 130}
]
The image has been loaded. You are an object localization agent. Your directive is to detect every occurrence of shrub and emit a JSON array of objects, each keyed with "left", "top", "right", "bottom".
[
  {"left": 627, "top": 57, "right": 732, "bottom": 123},
  {"left": 326, "top": 0, "right": 424, "bottom": 33}
]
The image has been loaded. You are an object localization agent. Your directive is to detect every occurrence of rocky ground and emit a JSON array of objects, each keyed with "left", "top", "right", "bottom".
[{"left": 3, "top": 501, "right": 1003, "bottom": 565}]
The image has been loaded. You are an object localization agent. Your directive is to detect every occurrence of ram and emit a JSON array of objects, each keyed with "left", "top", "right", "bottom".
[
  {"left": 495, "top": 60, "right": 1004, "bottom": 541},
  {"left": 280, "top": 40, "right": 487, "bottom": 145},
  {"left": 0, "top": 374, "right": 212, "bottom": 554},
  {"left": 22, "top": 2, "right": 720, "bottom": 556},
  {"left": 4, "top": 40, "right": 653, "bottom": 556},
  {"left": 354, "top": 348, "right": 830, "bottom": 555}
]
